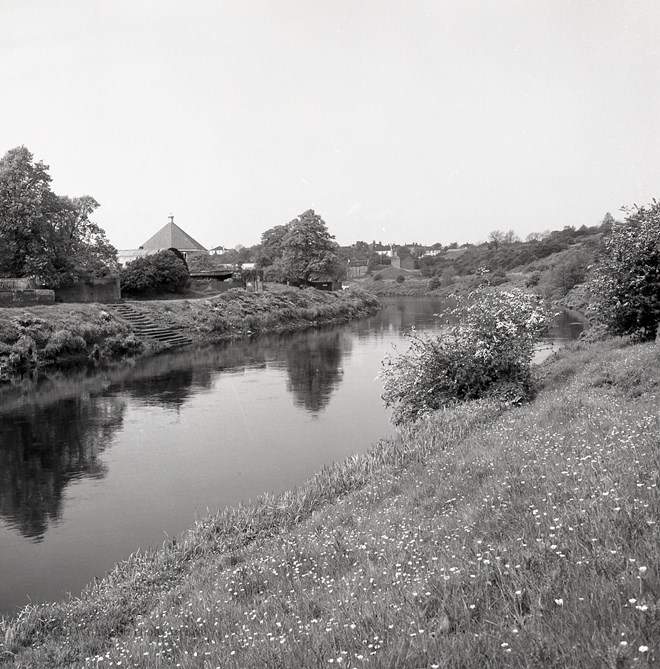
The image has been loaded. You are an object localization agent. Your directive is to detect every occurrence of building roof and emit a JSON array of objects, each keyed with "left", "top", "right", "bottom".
[
  {"left": 117, "top": 248, "right": 158, "bottom": 266},
  {"left": 141, "top": 219, "right": 207, "bottom": 252}
]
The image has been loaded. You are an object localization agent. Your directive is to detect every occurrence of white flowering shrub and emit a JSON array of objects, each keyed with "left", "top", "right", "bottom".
[
  {"left": 588, "top": 200, "right": 660, "bottom": 340},
  {"left": 381, "top": 287, "right": 552, "bottom": 424}
]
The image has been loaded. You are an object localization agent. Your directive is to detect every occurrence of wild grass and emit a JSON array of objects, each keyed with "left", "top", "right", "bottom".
[
  {"left": 139, "top": 286, "right": 381, "bottom": 340},
  {"left": 2, "top": 337, "right": 659, "bottom": 668}
]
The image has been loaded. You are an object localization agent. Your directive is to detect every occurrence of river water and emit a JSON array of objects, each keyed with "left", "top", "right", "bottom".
[{"left": 0, "top": 297, "right": 586, "bottom": 615}]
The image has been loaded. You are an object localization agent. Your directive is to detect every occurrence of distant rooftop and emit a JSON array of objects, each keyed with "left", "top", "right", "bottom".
[{"left": 141, "top": 215, "right": 207, "bottom": 252}]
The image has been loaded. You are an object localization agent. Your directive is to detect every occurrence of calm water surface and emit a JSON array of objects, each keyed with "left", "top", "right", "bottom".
[{"left": 0, "top": 297, "right": 586, "bottom": 614}]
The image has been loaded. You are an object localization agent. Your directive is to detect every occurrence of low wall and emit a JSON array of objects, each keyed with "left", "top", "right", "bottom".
[
  {"left": 54, "top": 277, "right": 121, "bottom": 303},
  {"left": 0, "top": 289, "right": 55, "bottom": 306},
  {"left": 0, "top": 278, "right": 38, "bottom": 291}
]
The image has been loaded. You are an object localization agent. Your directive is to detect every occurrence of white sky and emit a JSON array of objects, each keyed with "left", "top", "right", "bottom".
[{"left": 1, "top": 0, "right": 659, "bottom": 250}]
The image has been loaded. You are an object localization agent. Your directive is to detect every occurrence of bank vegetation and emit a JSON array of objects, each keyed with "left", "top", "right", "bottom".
[{"left": 0, "top": 287, "right": 381, "bottom": 385}]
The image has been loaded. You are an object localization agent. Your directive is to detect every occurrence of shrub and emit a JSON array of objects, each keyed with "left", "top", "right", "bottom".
[
  {"left": 395, "top": 275, "right": 405, "bottom": 284},
  {"left": 7, "top": 335, "right": 38, "bottom": 371},
  {"left": 120, "top": 250, "right": 190, "bottom": 295},
  {"left": 526, "top": 271, "right": 541, "bottom": 287},
  {"left": 101, "top": 333, "right": 144, "bottom": 357},
  {"left": 440, "top": 267, "right": 457, "bottom": 287},
  {"left": 588, "top": 200, "right": 660, "bottom": 340},
  {"left": 380, "top": 286, "right": 552, "bottom": 423},
  {"left": 547, "top": 248, "right": 593, "bottom": 296},
  {"left": 428, "top": 276, "right": 440, "bottom": 291},
  {"left": 489, "top": 268, "right": 507, "bottom": 286},
  {"left": 43, "top": 329, "right": 87, "bottom": 360},
  {"left": 373, "top": 273, "right": 383, "bottom": 281},
  {"left": 12, "top": 313, "right": 51, "bottom": 346}
]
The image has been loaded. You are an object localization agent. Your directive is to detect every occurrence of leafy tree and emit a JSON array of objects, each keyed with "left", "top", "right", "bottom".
[
  {"left": 256, "top": 224, "right": 289, "bottom": 271},
  {"left": 380, "top": 287, "right": 552, "bottom": 424},
  {"left": 351, "top": 240, "right": 370, "bottom": 255},
  {"left": 547, "top": 247, "right": 593, "bottom": 296},
  {"left": 273, "top": 210, "right": 343, "bottom": 282},
  {"left": 503, "top": 229, "right": 520, "bottom": 245},
  {"left": 187, "top": 252, "right": 244, "bottom": 272},
  {"left": 588, "top": 200, "right": 660, "bottom": 339},
  {"left": 600, "top": 212, "right": 616, "bottom": 233},
  {"left": 42, "top": 195, "right": 118, "bottom": 284},
  {"left": 0, "top": 146, "right": 117, "bottom": 286},
  {"left": 526, "top": 232, "right": 546, "bottom": 242},
  {"left": 488, "top": 230, "right": 506, "bottom": 248},
  {"left": 120, "top": 250, "right": 190, "bottom": 295},
  {"left": 0, "top": 147, "right": 51, "bottom": 278}
]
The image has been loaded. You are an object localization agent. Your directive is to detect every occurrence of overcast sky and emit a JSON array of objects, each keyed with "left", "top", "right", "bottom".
[{"left": 1, "top": 1, "right": 658, "bottom": 250}]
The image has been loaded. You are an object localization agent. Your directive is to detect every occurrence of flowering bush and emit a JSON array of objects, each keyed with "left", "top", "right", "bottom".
[
  {"left": 588, "top": 200, "right": 660, "bottom": 340},
  {"left": 381, "top": 286, "right": 552, "bottom": 423}
]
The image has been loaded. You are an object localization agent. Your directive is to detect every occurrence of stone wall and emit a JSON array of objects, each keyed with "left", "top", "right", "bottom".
[
  {"left": 54, "top": 277, "right": 121, "bottom": 303},
  {"left": 0, "top": 276, "right": 120, "bottom": 306},
  {"left": 0, "top": 288, "right": 55, "bottom": 307}
]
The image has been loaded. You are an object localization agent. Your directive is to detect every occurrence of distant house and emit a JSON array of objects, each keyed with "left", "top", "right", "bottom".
[
  {"left": 117, "top": 215, "right": 208, "bottom": 267},
  {"left": 209, "top": 245, "right": 228, "bottom": 256},
  {"left": 405, "top": 244, "right": 424, "bottom": 256},
  {"left": 347, "top": 258, "right": 369, "bottom": 278},
  {"left": 391, "top": 253, "right": 418, "bottom": 271},
  {"left": 422, "top": 248, "right": 444, "bottom": 258}
]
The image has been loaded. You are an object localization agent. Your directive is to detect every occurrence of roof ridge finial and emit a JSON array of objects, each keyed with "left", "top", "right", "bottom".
[{"left": 168, "top": 213, "right": 174, "bottom": 225}]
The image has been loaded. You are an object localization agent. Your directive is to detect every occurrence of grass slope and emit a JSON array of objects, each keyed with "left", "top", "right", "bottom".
[{"left": 1, "top": 338, "right": 658, "bottom": 668}]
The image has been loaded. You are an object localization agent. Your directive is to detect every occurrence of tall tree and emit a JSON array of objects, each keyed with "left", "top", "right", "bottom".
[
  {"left": 276, "top": 210, "right": 343, "bottom": 282},
  {"left": 0, "top": 146, "right": 117, "bottom": 286},
  {"left": 256, "top": 223, "right": 290, "bottom": 271},
  {"left": 0, "top": 146, "right": 52, "bottom": 278}
]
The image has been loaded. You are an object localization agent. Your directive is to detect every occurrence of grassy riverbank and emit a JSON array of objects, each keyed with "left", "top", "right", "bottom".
[
  {"left": 0, "top": 287, "right": 381, "bottom": 385},
  {"left": 1, "top": 337, "right": 658, "bottom": 668}
]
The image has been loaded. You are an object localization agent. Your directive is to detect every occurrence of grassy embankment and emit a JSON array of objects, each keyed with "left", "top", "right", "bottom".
[
  {"left": 351, "top": 238, "right": 599, "bottom": 305},
  {"left": 0, "top": 286, "right": 381, "bottom": 384},
  {"left": 1, "top": 337, "right": 658, "bottom": 668}
]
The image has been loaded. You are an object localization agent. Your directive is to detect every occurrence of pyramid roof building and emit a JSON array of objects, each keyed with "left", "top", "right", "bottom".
[{"left": 141, "top": 216, "right": 207, "bottom": 252}]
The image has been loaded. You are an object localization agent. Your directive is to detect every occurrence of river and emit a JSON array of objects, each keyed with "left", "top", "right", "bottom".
[{"left": 0, "top": 297, "right": 586, "bottom": 615}]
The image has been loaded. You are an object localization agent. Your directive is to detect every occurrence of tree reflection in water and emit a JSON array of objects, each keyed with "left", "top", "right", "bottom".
[
  {"left": 0, "top": 324, "right": 353, "bottom": 543},
  {"left": 284, "top": 327, "right": 350, "bottom": 416},
  {"left": 0, "top": 396, "right": 125, "bottom": 541}
]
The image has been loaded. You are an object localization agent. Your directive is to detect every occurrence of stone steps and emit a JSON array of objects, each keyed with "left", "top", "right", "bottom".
[{"left": 108, "top": 303, "right": 193, "bottom": 349}]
